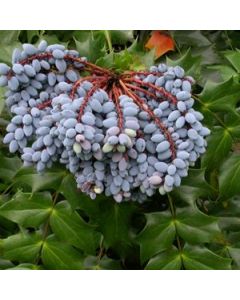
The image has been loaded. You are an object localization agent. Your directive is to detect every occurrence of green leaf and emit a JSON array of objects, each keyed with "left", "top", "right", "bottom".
[
  {"left": 83, "top": 255, "right": 122, "bottom": 270},
  {"left": 137, "top": 205, "right": 220, "bottom": 263},
  {"left": 182, "top": 244, "right": 231, "bottom": 270},
  {"left": 0, "top": 232, "right": 42, "bottom": 263},
  {"left": 175, "top": 206, "right": 221, "bottom": 244},
  {"left": 50, "top": 201, "right": 100, "bottom": 254},
  {"left": 201, "top": 126, "right": 232, "bottom": 171},
  {"left": 0, "top": 153, "right": 22, "bottom": 182},
  {"left": 146, "top": 245, "right": 231, "bottom": 270},
  {"left": 198, "top": 77, "right": 240, "bottom": 113},
  {"left": 14, "top": 167, "right": 66, "bottom": 192},
  {"left": 41, "top": 236, "right": 83, "bottom": 270},
  {"left": 227, "top": 247, "right": 240, "bottom": 268},
  {"left": 0, "top": 191, "right": 52, "bottom": 227},
  {"left": 74, "top": 32, "right": 106, "bottom": 63},
  {"left": 8, "top": 263, "right": 41, "bottom": 270},
  {"left": 110, "top": 30, "right": 134, "bottom": 45},
  {"left": 206, "top": 65, "right": 237, "bottom": 82},
  {"left": 96, "top": 199, "right": 136, "bottom": 255},
  {"left": 224, "top": 49, "right": 240, "bottom": 72},
  {"left": 145, "top": 247, "right": 181, "bottom": 270},
  {"left": 137, "top": 211, "right": 175, "bottom": 263},
  {"left": 219, "top": 154, "right": 240, "bottom": 198},
  {"left": 172, "top": 30, "right": 211, "bottom": 47}
]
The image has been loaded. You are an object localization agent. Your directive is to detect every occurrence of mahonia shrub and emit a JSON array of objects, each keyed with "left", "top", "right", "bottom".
[{"left": 0, "top": 30, "right": 240, "bottom": 270}]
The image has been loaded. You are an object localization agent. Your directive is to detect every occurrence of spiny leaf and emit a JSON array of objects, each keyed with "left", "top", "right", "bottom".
[
  {"left": 0, "top": 232, "right": 42, "bottom": 263},
  {"left": 201, "top": 126, "right": 233, "bottom": 171},
  {"left": 50, "top": 201, "right": 101, "bottom": 255},
  {"left": 197, "top": 77, "right": 240, "bottom": 113},
  {"left": 136, "top": 211, "right": 175, "bottom": 263},
  {"left": 219, "top": 153, "right": 240, "bottom": 198},
  {"left": 0, "top": 191, "right": 52, "bottom": 227},
  {"left": 41, "top": 235, "right": 83, "bottom": 270}
]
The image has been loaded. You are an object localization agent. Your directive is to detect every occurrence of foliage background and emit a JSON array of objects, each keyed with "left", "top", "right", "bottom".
[{"left": 0, "top": 30, "right": 240, "bottom": 270}]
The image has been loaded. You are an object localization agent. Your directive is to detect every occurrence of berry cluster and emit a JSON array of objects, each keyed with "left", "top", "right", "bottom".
[{"left": 0, "top": 41, "right": 210, "bottom": 202}]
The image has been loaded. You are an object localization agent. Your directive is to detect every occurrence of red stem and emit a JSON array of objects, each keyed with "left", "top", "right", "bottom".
[
  {"left": 125, "top": 77, "right": 177, "bottom": 105},
  {"left": 77, "top": 79, "right": 106, "bottom": 122},
  {"left": 119, "top": 80, "right": 176, "bottom": 159},
  {"left": 112, "top": 84, "right": 124, "bottom": 130},
  {"left": 124, "top": 83, "right": 158, "bottom": 100},
  {"left": 36, "top": 99, "right": 52, "bottom": 110}
]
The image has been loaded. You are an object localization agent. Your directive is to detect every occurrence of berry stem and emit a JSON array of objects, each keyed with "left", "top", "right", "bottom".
[
  {"left": 124, "top": 77, "right": 177, "bottom": 105},
  {"left": 112, "top": 83, "right": 124, "bottom": 130},
  {"left": 119, "top": 79, "right": 176, "bottom": 159}
]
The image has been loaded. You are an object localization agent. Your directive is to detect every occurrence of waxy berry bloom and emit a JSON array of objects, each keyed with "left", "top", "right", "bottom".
[{"left": 0, "top": 41, "right": 210, "bottom": 202}]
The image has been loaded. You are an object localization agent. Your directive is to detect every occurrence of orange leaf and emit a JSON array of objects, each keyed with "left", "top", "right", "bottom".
[{"left": 145, "top": 31, "right": 175, "bottom": 59}]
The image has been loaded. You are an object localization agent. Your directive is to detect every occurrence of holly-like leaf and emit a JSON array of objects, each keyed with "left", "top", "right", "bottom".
[
  {"left": 227, "top": 247, "right": 240, "bottom": 268},
  {"left": 175, "top": 206, "right": 221, "bottom": 244},
  {"left": 0, "top": 232, "right": 42, "bottom": 263},
  {"left": 41, "top": 236, "right": 83, "bottom": 270},
  {"left": 0, "top": 191, "right": 52, "bottom": 227},
  {"left": 137, "top": 204, "right": 220, "bottom": 263},
  {"left": 110, "top": 30, "right": 134, "bottom": 45},
  {"left": 146, "top": 244, "right": 231, "bottom": 270},
  {"left": 14, "top": 167, "right": 66, "bottom": 193},
  {"left": 219, "top": 153, "right": 240, "bottom": 198},
  {"left": 74, "top": 32, "right": 106, "bottom": 63},
  {"left": 96, "top": 198, "right": 136, "bottom": 256},
  {"left": 137, "top": 211, "right": 175, "bottom": 263},
  {"left": 0, "top": 153, "right": 22, "bottom": 182},
  {"left": 145, "top": 247, "right": 181, "bottom": 270},
  {"left": 182, "top": 244, "right": 231, "bottom": 270},
  {"left": 145, "top": 31, "right": 174, "bottom": 59},
  {"left": 50, "top": 201, "right": 100, "bottom": 255},
  {"left": 224, "top": 49, "right": 240, "bottom": 72},
  {"left": 197, "top": 77, "right": 240, "bottom": 113},
  {"left": 201, "top": 126, "right": 233, "bottom": 171}
]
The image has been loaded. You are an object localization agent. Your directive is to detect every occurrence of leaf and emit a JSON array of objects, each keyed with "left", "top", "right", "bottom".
[
  {"left": 96, "top": 198, "right": 136, "bottom": 255},
  {"left": 74, "top": 32, "right": 106, "bottom": 63},
  {"left": 145, "top": 31, "right": 174, "bottom": 59},
  {"left": 0, "top": 191, "right": 52, "bottom": 227},
  {"left": 146, "top": 245, "right": 231, "bottom": 270},
  {"left": 0, "top": 31, "right": 20, "bottom": 44},
  {"left": 50, "top": 201, "right": 100, "bottom": 254},
  {"left": 206, "top": 65, "right": 237, "bottom": 82},
  {"left": 198, "top": 77, "right": 240, "bottom": 113},
  {"left": 0, "top": 153, "right": 22, "bottom": 182},
  {"left": 41, "top": 236, "right": 83, "bottom": 270},
  {"left": 219, "top": 153, "right": 240, "bottom": 198},
  {"left": 0, "top": 232, "right": 42, "bottom": 263},
  {"left": 227, "top": 247, "right": 240, "bottom": 268},
  {"left": 8, "top": 263, "right": 41, "bottom": 270},
  {"left": 201, "top": 126, "right": 232, "bottom": 171},
  {"left": 167, "top": 49, "right": 201, "bottom": 78},
  {"left": 83, "top": 255, "right": 122, "bottom": 270},
  {"left": 172, "top": 30, "right": 211, "bottom": 47},
  {"left": 145, "top": 247, "right": 181, "bottom": 270},
  {"left": 224, "top": 49, "right": 240, "bottom": 72},
  {"left": 136, "top": 211, "right": 175, "bottom": 263},
  {"left": 110, "top": 30, "right": 134, "bottom": 45},
  {"left": 182, "top": 244, "right": 231, "bottom": 270},
  {"left": 175, "top": 206, "right": 221, "bottom": 244},
  {"left": 137, "top": 205, "right": 220, "bottom": 263},
  {"left": 14, "top": 167, "right": 66, "bottom": 192}
]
